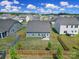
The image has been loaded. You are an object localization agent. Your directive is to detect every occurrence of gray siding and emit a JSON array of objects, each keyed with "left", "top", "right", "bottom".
[
  {"left": 9, "top": 23, "right": 21, "bottom": 34},
  {"left": 54, "top": 20, "right": 60, "bottom": 33}
]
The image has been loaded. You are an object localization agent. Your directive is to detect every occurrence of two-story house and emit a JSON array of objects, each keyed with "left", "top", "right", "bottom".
[{"left": 54, "top": 17, "right": 79, "bottom": 36}]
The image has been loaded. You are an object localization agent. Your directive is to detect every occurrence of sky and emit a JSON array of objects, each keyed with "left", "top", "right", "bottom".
[{"left": 0, "top": 0, "right": 79, "bottom": 14}]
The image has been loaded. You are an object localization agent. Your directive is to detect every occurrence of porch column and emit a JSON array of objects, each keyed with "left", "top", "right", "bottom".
[{"left": 1, "top": 33, "right": 3, "bottom": 39}]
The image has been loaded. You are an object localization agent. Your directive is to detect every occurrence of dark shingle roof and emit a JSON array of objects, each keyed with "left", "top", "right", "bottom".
[
  {"left": 0, "top": 19, "right": 20, "bottom": 32},
  {"left": 27, "top": 20, "right": 51, "bottom": 33},
  {"left": 56, "top": 17, "right": 79, "bottom": 25}
]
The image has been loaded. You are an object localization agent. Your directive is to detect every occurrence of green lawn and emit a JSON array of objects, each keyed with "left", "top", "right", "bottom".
[
  {"left": 50, "top": 31, "right": 63, "bottom": 50},
  {"left": 60, "top": 34, "right": 79, "bottom": 51},
  {"left": 0, "top": 36, "right": 16, "bottom": 50},
  {"left": 25, "top": 37, "right": 49, "bottom": 50},
  {"left": 0, "top": 37, "right": 14, "bottom": 43},
  {"left": 15, "top": 37, "right": 49, "bottom": 50},
  {"left": 15, "top": 31, "right": 63, "bottom": 50}
]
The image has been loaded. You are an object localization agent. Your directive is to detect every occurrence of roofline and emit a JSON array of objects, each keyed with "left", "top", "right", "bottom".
[{"left": 8, "top": 21, "right": 22, "bottom": 32}]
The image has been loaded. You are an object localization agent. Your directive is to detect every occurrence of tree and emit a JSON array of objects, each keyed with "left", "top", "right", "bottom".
[
  {"left": 10, "top": 47, "right": 19, "bottom": 59},
  {"left": 57, "top": 47, "right": 63, "bottom": 59}
]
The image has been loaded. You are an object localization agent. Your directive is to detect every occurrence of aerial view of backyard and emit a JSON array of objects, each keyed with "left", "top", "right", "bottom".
[{"left": 0, "top": 0, "right": 79, "bottom": 59}]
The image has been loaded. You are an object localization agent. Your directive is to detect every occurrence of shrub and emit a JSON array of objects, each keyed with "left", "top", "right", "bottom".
[
  {"left": 10, "top": 47, "right": 19, "bottom": 59},
  {"left": 56, "top": 47, "right": 63, "bottom": 59},
  {"left": 47, "top": 41, "right": 52, "bottom": 50}
]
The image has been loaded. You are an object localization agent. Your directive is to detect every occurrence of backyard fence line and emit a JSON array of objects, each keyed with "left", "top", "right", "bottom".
[
  {"left": 6, "top": 50, "right": 53, "bottom": 59},
  {"left": 6, "top": 50, "right": 52, "bottom": 55},
  {"left": 5, "top": 50, "right": 77, "bottom": 59},
  {"left": 6, "top": 50, "right": 77, "bottom": 55}
]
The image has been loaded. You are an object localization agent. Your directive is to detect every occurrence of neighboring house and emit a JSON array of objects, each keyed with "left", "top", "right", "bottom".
[
  {"left": 0, "top": 19, "right": 22, "bottom": 38},
  {"left": 26, "top": 15, "right": 33, "bottom": 22},
  {"left": 54, "top": 17, "right": 79, "bottom": 36},
  {"left": 26, "top": 15, "right": 41, "bottom": 21},
  {"left": 13, "top": 17, "right": 23, "bottom": 23},
  {"left": 40, "top": 16, "right": 52, "bottom": 21},
  {"left": 32, "top": 15, "right": 40, "bottom": 20},
  {"left": 27, "top": 20, "right": 51, "bottom": 38}
]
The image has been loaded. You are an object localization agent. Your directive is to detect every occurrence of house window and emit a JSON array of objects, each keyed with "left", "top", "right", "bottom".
[
  {"left": 75, "top": 30, "right": 77, "bottom": 32},
  {"left": 5, "top": 32, "right": 7, "bottom": 36},
  {"left": 71, "top": 25, "right": 73, "bottom": 28},
  {"left": 32, "top": 33, "right": 34, "bottom": 36},
  {"left": 66, "top": 25, "right": 68, "bottom": 28},
  {"left": 42, "top": 33, "right": 46, "bottom": 38},
  {"left": 42, "top": 34, "right": 43, "bottom": 36},
  {"left": 75, "top": 25, "right": 78, "bottom": 28},
  {"left": 2, "top": 32, "right": 5, "bottom": 37},
  {"left": 38, "top": 33, "right": 40, "bottom": 36},
  {"left": 64, "top": 31, "right": 67, "bottom": 33},
  {"left": 72, "top": 31, "right": 73, "bottom": 33}
]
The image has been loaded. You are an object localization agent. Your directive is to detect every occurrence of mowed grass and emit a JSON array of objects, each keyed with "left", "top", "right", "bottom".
[
  {"left": 15, "top": 31, "right": 63, "bottom": 50},
  {"left": 15, "top": 37, "right": 49, "bottom": 50},
  {"left": 60, "top": 34, "right": 79, "bottom": 50},
  {"left": 25, "top": 37, "right": 48, "bottom": 50},
  {"left": 0, "top": 36, "right": 15, "bottom": 43},
  {"left": 0, "top": 36, "right": 16, "bottom": 50},
  {"left": 50, "top": 31, "right": 63, "bottom": 50}
]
